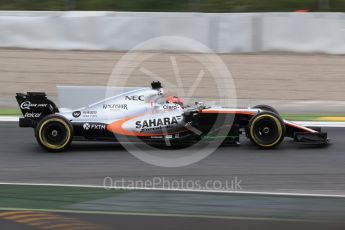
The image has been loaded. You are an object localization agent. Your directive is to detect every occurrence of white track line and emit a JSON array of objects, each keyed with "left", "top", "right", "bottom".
[
  {"left": 1, "top": 182, "right": 345, "bottom": 198},
  {"left": 293, "top": 121, "right": 345, "bottom": 127},
  {"left": 1, "top": 116, "right": 345, "bottom": 127},
  {"left": 0, "top": 116, "right": 18, "bottom": 122}
]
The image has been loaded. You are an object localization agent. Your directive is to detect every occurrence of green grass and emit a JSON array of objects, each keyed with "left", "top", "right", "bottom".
[
  {"left": 0, "top": 108, "right": 21, "bottom": 116},
  {"left": 0, "top": 0, "right": 344, "bottom": 12},
  {"left": 0, "top": 185, "right": 123, "bottom": 210}
]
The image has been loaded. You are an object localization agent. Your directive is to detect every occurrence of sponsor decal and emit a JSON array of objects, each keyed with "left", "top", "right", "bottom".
[
  {"left": 125, "top": 95, "right": 144, "bottom": 101},
  {"left": 82, "top": 110, "right": 97, "bottom": 118},
  {"left": 83, "top": 123, "right": 106, "bottom": 130},
  {"left": 83, "top": 111, "right": 97, "bottom": 115},
  {"left": 163, "top": 104, "right": 180, "bottom": 110},
  {"left": 24, "top": 112, "right": 42, "bottom": 118},
  {"left": 73, "top": 110, "right": 97, "bottom": 118},
  {"left": 20, "top": 101, "right": 47, "bottom": 110},
  {"left": 72, "top": 111, "right": 81, "bottom": 118},
  {"left": 103, "top": 104, "right": 128, "bottom": 110},
  {"left": 83, "top": 123, "right": 91, "bottom": 130},
  {"left": 135, "top": 115, "right": 182, "bottom": 132}
]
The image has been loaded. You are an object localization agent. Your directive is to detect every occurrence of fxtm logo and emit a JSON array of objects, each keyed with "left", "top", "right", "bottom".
[
  {"left": 72, "top": 111, "right": 81, "bottom": 118},
  {"left": 83, "top": 123, "right": 106, "bottom": 130},
  {"left": 125, "top": 95, "right": 144, "bottom": 101}
]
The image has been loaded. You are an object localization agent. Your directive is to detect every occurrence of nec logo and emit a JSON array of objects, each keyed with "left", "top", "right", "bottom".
[{"left": 125, "top": 95, "right": 144, "bottom": 101}]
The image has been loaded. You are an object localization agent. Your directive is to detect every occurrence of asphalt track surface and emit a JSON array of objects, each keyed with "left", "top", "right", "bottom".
[
  {"left": 1, "top": 189, "right": 345, "bottom": 229},
  {"left": 1, "top": 121, "right": 345, "bottom": 229},
  {"left": 1, "top": 121, "right": 345, "bottom": 195}
]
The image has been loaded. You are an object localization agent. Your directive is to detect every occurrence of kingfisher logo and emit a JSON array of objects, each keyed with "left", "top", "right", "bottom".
[
  {"left": 103, "top": 104, "right": 128, "bottom": 110},
  {"left": 135, "top": 116, "right": 181, "bottom": 129}
]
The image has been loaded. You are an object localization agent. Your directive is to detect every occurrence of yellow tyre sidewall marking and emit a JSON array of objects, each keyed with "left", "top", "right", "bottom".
[
  {"left": 38, "top": 118, "right": 71, "bottom": 150},
  {"left": 250, "top": 114, "right": 283, "bottom": 148},
  {"left": 319, "top": 117, "right": 345, "bottom": 122}
]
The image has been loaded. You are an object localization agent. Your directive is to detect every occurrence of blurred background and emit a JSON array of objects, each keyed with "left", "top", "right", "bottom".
[
  {"left": 1, "top": 2, "right": 345, "bottom": 230},
  {"left": 0, "top": 0, "right": 344, "bottom": 12},
  {"left": 0, "top": 0, "right": 344, "bottom": 114}
]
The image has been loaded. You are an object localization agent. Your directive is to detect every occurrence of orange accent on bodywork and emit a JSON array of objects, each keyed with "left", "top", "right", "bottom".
[
  {"left": 107, "top": 115, "right": 186, "bottom": 137},
  {"left": 284, "top": 121, "right": 317, "bottom": 133},
  {"left": 107, "top": 115, "right": 160, "bottom": 137}
]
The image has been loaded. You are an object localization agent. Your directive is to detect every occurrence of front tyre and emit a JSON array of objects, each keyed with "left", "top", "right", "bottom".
[
  {"left": 252, "top": 104, "right": 279, "bottom": 115},
  {"left": 247, "top": 112, "right": 285, "bottom": 149},
  {"left": 35, "top": 115, "right": 73, "bottom": 151}
]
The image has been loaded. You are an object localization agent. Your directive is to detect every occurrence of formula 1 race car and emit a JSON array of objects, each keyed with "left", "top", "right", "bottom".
[{"left": 16, "top": 82, "right": 328, "bottom": 151}]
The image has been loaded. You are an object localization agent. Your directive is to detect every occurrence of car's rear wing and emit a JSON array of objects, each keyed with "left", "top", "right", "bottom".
[{"left": 15, "top": 92, "right": 59, "bottom": 128}]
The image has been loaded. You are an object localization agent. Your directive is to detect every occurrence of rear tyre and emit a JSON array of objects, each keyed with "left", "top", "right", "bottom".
[
  {"left": 252, "top": 104, "right": 279, "bottom": 115},
  {"left": 247, "top": 112, "right": 285, "bottom": 149},
  {"left": 35, "top": 115, "right": 73, "bottom": 151}
]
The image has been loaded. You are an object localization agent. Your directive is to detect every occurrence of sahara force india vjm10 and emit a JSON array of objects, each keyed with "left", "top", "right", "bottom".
[{"left": 16, "top": 82, "right": 328, "bottom": 151}]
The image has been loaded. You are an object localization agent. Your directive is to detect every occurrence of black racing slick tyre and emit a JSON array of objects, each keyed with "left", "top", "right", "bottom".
[
  {"left": 252, "top": 104, "right": 279, "bottom": 115},
  {"left": 35, "top": 115, "right": 73, "bottom": 151},
  {"left": 247, "top": 112, "right": 285, "bottom": 149}
]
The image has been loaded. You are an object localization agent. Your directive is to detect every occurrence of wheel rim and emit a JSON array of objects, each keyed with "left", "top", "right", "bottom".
[
  {"left": 38, "top": 118, "right": 71, "bottom": 149},
  {"left": 253, "top": 118, "right": 278, "bottom": 144},
  {"left": 250, "top": 115, "right": 283, "bottom": 147},
  {"left": 43, "top": 122, "right": 67, "bottom": 146}
]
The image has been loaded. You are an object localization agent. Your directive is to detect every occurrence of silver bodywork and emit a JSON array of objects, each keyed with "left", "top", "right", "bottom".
[
  {"left": 59, "top": 87, "right": 189, "bottom": 135},
  {"left": 56, "top": 86, "right": 317, "bottom": 137}
]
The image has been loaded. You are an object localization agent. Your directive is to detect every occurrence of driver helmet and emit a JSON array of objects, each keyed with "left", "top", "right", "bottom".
[{"left": 166, "top": 96, "right": 183, "bottom": 106}]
